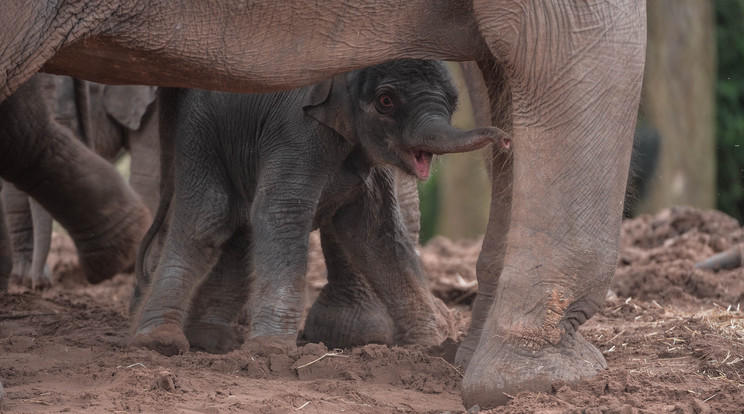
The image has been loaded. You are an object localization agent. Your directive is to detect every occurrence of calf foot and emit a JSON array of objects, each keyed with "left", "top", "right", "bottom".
[
  {"left": 130, "top": 322, "right": 190, "bottom": 356},
  {"left": 304, "top": 284, "right": 394, "bottom": 348},
  {"left": 461, "top": 330, "right": 605, "bottom": 408},
  {"left": 185, "top": 323, "right": 237, "bottom": 354}
]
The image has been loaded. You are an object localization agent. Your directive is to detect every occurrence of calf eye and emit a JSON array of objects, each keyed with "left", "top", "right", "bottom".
[{"left": 375, "top": 93, "right": 395, "bottom": 114}]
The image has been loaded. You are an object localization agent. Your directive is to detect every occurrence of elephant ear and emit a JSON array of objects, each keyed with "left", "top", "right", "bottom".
[
  {"left": 103, "top": 85, "right": 158, "bottom": 130},
  {"left": 302, "top": 75, "right": 355, "bottom": 143}
]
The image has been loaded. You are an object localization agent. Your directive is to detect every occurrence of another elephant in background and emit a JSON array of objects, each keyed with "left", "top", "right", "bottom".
[
  {"left": 0, "top": 73, "right": 160, "bottom": 289},
  {"left": 0, "top": 75, "right": 153, "bottom": 290},
  {"left": 131, "top": 60, "right": 508, "bottom": 356}
]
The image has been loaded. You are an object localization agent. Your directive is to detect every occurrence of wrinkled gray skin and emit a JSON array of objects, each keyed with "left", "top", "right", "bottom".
[
  {"left": 130, "top": 60, "right": 505, "bottom": 356},
  {"left": 0, "top": 184, "right": 53, "bottom": 289},
  {"left": 0, "top": 75, "right": 152, "bottom": 289},
  {"left": 0, "top": 73, "right": 160, "bottom": 290},
  {"left": 1, "top": 1, "right": 646, "bottom": 408}
]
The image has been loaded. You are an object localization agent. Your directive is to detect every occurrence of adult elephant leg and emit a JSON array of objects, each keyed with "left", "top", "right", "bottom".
[
  {"left": 0, "top": 75, "right": 152, "bottom": 284},
  {"left": 461, "top": 1, "right": 646, "bottom": 408},
  {"left": 0, "top": 184, "right": 34, "bottom": 287},
  {"left": 28, "top": 198, "right": 52, "bottom": 289},
  {"left": 454, "top": 59, "right": 514, "bottom": 368},
  {"left": 0, "top": 183, "right": 50, "bottom": 289},
  {"left": 455, "top": 144, "right": 512, "bottom": 368},
  {"left": 185, "top": 228, "right": 252, "bottom": 353}
]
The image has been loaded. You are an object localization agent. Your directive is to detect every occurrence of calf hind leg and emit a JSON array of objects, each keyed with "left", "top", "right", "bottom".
[
  {"left": 304, "top": 226, "right": 394, "bottom": 348},
  {"left": 306, "top": 168, "right": 448, "bottom": 347},
  {"left": 185, "top": 228, "right": 252, "bottom": 353}
]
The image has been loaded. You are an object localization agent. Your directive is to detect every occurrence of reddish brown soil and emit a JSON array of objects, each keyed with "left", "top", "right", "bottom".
[{"left": 2, "top": 206, "right": 744, "bottom": 413}]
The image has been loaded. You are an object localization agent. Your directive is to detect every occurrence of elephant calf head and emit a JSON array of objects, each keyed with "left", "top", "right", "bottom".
[{"left": 304, "top": 59, "right": 509, "bottom": 180}]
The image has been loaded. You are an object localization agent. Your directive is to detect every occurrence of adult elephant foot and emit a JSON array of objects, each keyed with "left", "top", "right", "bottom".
[
  {"left": 130, "top": 322, "right": 190, "bottom": 356},
  {"left": 461, "top": 331, "right": 605, "bottom": 408}
]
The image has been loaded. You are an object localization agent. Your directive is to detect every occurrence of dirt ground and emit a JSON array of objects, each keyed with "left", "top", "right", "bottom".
[{"left": 2, "top": 206, "right": 744, "bottom": 413}]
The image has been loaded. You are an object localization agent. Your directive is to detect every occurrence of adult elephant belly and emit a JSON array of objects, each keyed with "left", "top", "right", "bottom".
[{"left": 0, "top": 0, "right": 647, "bottom": 409}]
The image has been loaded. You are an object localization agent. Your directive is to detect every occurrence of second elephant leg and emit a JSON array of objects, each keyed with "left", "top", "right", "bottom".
[
  {"left": 0, "top": 76, "right": 151, "bottom": 284},
  {"left": 309, "top": 168, "right": 444, "bottom": 346},
  {"left": 0, "top": 183, "right": 34, "bottom": 287},
  {"left": 304, "top": 224, "right": 395, "bottom": 348},
  {"left": 28, "top": 198, "right": 52, "bottom": 289},
  {"left": 455, "top": 145, "right": 513, "bottom": 368}
]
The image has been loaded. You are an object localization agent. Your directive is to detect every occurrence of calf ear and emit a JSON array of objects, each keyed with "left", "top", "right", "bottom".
[{"left": 302, "top": 76, "right": 355, "bottom": 143}]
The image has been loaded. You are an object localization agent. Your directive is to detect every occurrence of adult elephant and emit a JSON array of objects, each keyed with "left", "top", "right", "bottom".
[
  {"left": 0, "top": 75, "right": 152, "bottom": 289},
  {"left": 0, "top": 1, "right": 646, "bottom": 408},
  {"left": 0, "top": 73, "right": 160, "bottom": 289}
]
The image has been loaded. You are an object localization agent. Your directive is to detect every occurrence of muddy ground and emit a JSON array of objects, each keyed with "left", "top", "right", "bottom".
[{"left": 1, "top": 206, "right": 744, "bottom": 413}]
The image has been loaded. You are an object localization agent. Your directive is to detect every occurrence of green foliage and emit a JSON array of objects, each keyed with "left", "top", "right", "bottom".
[
  {"left": 715, "top": 0, "right": 744, "bottom": 220},
  {"left": 418, "top": 164, "right": 441, "bottom": 244}
]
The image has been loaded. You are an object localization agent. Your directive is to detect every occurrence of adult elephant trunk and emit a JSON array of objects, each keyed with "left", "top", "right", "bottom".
[{"left": 0, "top": 75, "right": 151, "bottom": 284}]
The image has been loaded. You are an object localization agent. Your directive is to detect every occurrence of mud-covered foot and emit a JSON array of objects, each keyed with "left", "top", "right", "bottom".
[
  {"left": 14, "top": 264, "right": 52, "bottom": 290},
  {"left": 244, "top": 335, "right": 297, "bottom": 356},
  {"left": 461, "top": 330, "right": 605, "bottom": 409},
  {"left": 130, "top": 323, "right": 190, "bottom": 356},
  {"left": 75, "top": 201, "right": 151, "bottom": 284},
  {"left": 304, "top": 284, "right": 394, "bottom": 348},
  {"left": 185, "top": 323, "right": 237, "bottom": 354}
]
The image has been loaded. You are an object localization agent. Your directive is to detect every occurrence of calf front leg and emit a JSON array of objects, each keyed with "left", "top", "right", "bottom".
[
  {"left": 130, "top": 185, "right": 232, "bottom": 356},
  {"left": 246, "top": 170, "right": 323, "bottom": 354}
]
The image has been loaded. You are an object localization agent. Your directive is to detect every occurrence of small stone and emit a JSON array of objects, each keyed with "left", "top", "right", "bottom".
[
  {"left": 466, "top": 404, "right": 480, "bottom": 414},
  {"left": 300, "top": 342, "right": 327, "bottom": 356},
  {"left": 156, "top": 370, "right": 177, "bottom": 392}
]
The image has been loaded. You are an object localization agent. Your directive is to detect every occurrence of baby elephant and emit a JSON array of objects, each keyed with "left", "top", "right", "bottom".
[{"left": 131, "top": 59, "right": 508, "bottom": 356}]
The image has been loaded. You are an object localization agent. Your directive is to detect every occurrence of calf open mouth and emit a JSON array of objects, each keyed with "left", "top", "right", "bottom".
[{"left": 410, "top": 149, "right": 434, "bottom": 180}]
